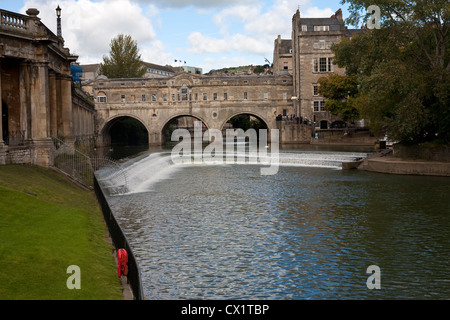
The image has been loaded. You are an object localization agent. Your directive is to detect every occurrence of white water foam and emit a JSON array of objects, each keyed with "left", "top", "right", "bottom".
[{"left": 99, "top": 150, "right": 368, "bottom": 195}]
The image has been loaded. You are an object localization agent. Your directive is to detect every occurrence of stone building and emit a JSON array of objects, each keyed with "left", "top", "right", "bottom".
[
  {"left": 0, "top": 7, "right": 95, "bottom": 166},
  {"left": 273, "top": 9, "right": 363, "bottom": 129}
]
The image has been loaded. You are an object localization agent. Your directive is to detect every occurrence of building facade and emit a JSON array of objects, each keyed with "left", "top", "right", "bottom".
[
  {"left": 93, "top": 71, "right": 295, "bottom": 146},
  {"left": 273, "top": 9, "right": 363, "bottom": 129},
  {"left": 0, "top": 8, "right": 93, "bottom": 166}
]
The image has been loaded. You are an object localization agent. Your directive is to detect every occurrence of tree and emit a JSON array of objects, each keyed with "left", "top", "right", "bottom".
[
  {"left": 318, "top": 74, "right": 360, "bottom": 123},
  {"left": 100, "top": 34, "right": 146, "bottom": 79},
  {"left": 334, "top": 0, "right": 449, "bottom": 144}
]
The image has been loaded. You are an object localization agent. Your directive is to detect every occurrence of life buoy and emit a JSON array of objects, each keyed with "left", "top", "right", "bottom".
[{"left": 117, "top": 248, "right": 128, "bottom": 277}]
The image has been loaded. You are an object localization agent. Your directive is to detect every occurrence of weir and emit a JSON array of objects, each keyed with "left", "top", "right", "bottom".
[{"left": 97, "top": 149, "right": 369, "bottom": 196}]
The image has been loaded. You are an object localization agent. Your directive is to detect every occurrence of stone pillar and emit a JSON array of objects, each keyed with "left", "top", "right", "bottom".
[
  {"left": 29, "top": 61, "right": 52, "bottom": 166},
  {"left": 0, "top": 58, "right": 5, "bottom": 165},
  {"left": 59, "top": 74, "right": 75, "bottom": 147},
  {"left": 48, "top": 71, "right": 58, "bottom": 137},
  {"left": 20, "top": 61, "right": 33, "bottom": 143}
]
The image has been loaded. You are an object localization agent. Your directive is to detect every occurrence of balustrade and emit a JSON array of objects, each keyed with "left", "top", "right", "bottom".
[{"left": 0, "top": 10, "right": 29, "bottom": 32}]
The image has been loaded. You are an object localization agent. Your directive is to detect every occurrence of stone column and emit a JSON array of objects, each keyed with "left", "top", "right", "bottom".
[
  {"left": 20, "top": 61, "right": 32, "bottom": 143},
  {"left": 48, "top": 71, "right": 58, "bottom": 137},
  {"left": 0, "top": 58, "right": 5, "bottom": 164},
  {"left": 29, "top": 61, "right": 52, "bottom": 166},
  {"left": 59, "top": 74, "right": 75, "bottom": 147}
]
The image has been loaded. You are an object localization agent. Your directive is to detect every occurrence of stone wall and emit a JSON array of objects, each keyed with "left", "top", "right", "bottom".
[
  {"left": 5, "top": 147, "right": 31, "bottom": 164},
  {"left": 393, "top": 144, "right": 450, "bottom": 162},
  {"left": 277, "top": 121, "right": 312, "bottom": 144}
]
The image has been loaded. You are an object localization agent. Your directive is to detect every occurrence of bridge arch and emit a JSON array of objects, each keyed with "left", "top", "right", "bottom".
[
  {"left": 99, "top": 114, "right": 150, "bottom": 147},
  {"left": 160, "top": 113, "right": 210, "bottom": 145},
  {"left": 220, "top": 111, "right": 270, "bottom": 132}
]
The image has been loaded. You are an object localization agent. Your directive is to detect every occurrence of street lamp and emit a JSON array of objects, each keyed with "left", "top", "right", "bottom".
[{"left": 56, "top": 5, "right": 62, "bottom": 38}]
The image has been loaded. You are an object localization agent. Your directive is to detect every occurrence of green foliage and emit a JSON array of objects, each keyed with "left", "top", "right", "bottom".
[
  {"left": 333, "top": 0, "right": 450, "bottom": 144},
  {"left": 318, "top": 74, "right": 360, "bottom": 123},
  {"left": 100, "top": 34, "right": 146, "bottom": 79},
  {"left": 229, "top": 115, "right": 266, "bottom": 131}
]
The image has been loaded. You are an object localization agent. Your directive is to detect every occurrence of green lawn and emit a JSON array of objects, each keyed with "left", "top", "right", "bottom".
[{"left": 0, "top": 165, "right": 124, "bottom": 300}]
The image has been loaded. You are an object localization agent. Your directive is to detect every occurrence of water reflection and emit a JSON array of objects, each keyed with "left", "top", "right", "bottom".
[{"left": 107, "top": 148, "right": 450, "bottom": 300}]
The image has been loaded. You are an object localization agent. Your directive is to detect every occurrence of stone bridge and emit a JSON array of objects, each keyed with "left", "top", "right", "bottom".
[{"left": 91, "top": 71, "right": 311, "bottom": 147}]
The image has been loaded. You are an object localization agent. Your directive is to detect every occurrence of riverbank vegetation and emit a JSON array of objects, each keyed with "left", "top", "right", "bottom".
[
  {"left": 0, "top": 165, "right": 123, "bottom": 299},
  {"left": 320, "top": 0, "right": 449, "bottom": 146}
]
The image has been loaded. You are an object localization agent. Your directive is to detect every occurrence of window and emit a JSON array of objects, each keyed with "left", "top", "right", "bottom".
[
  {"left": 244, "top": 92, "right": 248, "bottom": 100},
  {"left": 320, "top": 40, "right": 325, "bottom": 49},
  {"left": 320, "top": 101, "right": 326, "bottom": 111},
  {"left": 97, "top": 96, "right": 107, "bottom": 103},
  {"left": 172, "top": 94, "right": 175, "bottom": 102},
  {"left": 152, "top": 94, "right": 157, "bottom": 102},
  {"left": 283, "top": 62, "right": 288, "bottom": 70},
  {"left": 313, "top": 84, "right": 319, "bottom": 96},
  {"left": 121, "top": 95, "right": 125, "bottom": 102},
  {"left": 181, "top": 86, "right": 188, "bottom": 101},
  {"left": 314, "top": 25, "right": 329, "bottom": 31},
  {"left": 283, "top": 92, "right": 287, "bottom": 100},
  {"left": 163, "top": 94, "right": 167, "bottom": 102},
  {"left": 141, "top": 94, "right": 146, "bottom": 102},
  {"left": 314, "top": 57, "right": 333, "bottom": 72},
  {"left": 195, "top": 93, "right": 198, "bottom": 101},
  {"left": 314, "top": 101, "right": 319, "bottom": 112},
  {"left": 319, "top": 58, "right": 327, "bottom": 72},
  {"left": 203, "top": 93, "right": 207, "bottom": 101},
  {"left": 213, "top": 93, "right": 217, "bottom": 101},
  {"left": 224, "top": 92, "right": 228, "bottom": 101},
  {"left": 302, "top": 25, "right": 308, "bottom": 31},
  {"left": 264, "top": 92, "right": 268, "bottom": 100}
]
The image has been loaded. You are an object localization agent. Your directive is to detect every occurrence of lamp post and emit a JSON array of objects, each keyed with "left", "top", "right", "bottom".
[{"left": 56, "top": 5, "right": 62, "bottom": 38}]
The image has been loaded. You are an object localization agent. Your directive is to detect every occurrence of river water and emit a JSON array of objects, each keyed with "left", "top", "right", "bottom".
[{"left": 99, "top": 145, "right": 450, "bottom": 300}]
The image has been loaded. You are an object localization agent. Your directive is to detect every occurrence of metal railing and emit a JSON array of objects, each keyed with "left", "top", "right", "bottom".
[
  {"left": 51, "top": 136, "right": 127, "bottom": 192},
  {"left": 51, "top": 136, "right": 144, "bottom": 299}
]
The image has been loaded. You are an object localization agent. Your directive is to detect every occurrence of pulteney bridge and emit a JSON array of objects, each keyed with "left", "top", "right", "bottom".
[{"left": 92, "top": 71, "right": 311, "bottom": 147}]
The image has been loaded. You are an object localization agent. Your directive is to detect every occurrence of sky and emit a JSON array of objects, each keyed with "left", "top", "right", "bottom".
[{"left": 1, "top": 0, "right": 351, "bottom": 73}]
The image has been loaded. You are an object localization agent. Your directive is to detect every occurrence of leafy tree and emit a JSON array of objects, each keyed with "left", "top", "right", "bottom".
[
  {"left": 318, "top": 74, "right": 360, "bottom": 123},
  {"left": 333, "top": 0, "right": 449, "bottom": 144},
  {"left": 100, "top": 34, "right": 146, "bottom": 79}
]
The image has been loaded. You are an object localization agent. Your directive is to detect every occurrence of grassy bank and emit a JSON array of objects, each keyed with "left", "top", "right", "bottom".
[{"left": 0, "top": 165, "right": 123, "bottom": 300}]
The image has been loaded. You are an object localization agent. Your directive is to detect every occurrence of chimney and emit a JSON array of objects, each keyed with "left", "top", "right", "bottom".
[{"left": 335, "top": 8, "right": 343, "bottom": 24}]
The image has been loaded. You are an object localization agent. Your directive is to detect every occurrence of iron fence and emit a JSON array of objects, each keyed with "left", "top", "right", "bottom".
[
  {"left": 50, "top": 136, "right": 144, "bottom": 299},
  {"left": 51, "top": 136, "right": 127, "bottom": 191}
]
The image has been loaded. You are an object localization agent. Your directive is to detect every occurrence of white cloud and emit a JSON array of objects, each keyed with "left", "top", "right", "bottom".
[
  {"left": 187, "top": 32, "right": 272, "bottom": 55},
  {"left": 21, "top": 0, "right": 158, "bottom": 64},
  {"left": 187, "top": 0, "right": 337, "bottom": 63},
  {"left": 135, "top": 0, "right": 258, "bottom": 9}
]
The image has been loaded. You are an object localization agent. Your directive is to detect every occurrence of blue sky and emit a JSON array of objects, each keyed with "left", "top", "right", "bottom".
[{"left": 1, "top": 0, "right": 351, "bottom": 72}]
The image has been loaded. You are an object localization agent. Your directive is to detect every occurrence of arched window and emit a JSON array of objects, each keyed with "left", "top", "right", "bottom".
[{"left": 97, "top": 91, "right": 107, "bottom": 103}]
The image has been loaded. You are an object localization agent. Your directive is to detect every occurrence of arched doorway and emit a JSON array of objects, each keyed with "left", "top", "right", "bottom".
[{"left": 320, "top": 120, "right": 329, "bottom": 130}]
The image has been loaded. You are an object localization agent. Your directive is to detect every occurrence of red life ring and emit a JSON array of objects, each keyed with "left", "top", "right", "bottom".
[{"left": 117, "top": 248, "right": 128, "bottom": 277}]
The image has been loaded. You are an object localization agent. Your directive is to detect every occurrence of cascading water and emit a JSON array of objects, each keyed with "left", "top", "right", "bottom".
[{"left": 97, "top": 149, "right": 369, "bottom": 195}]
